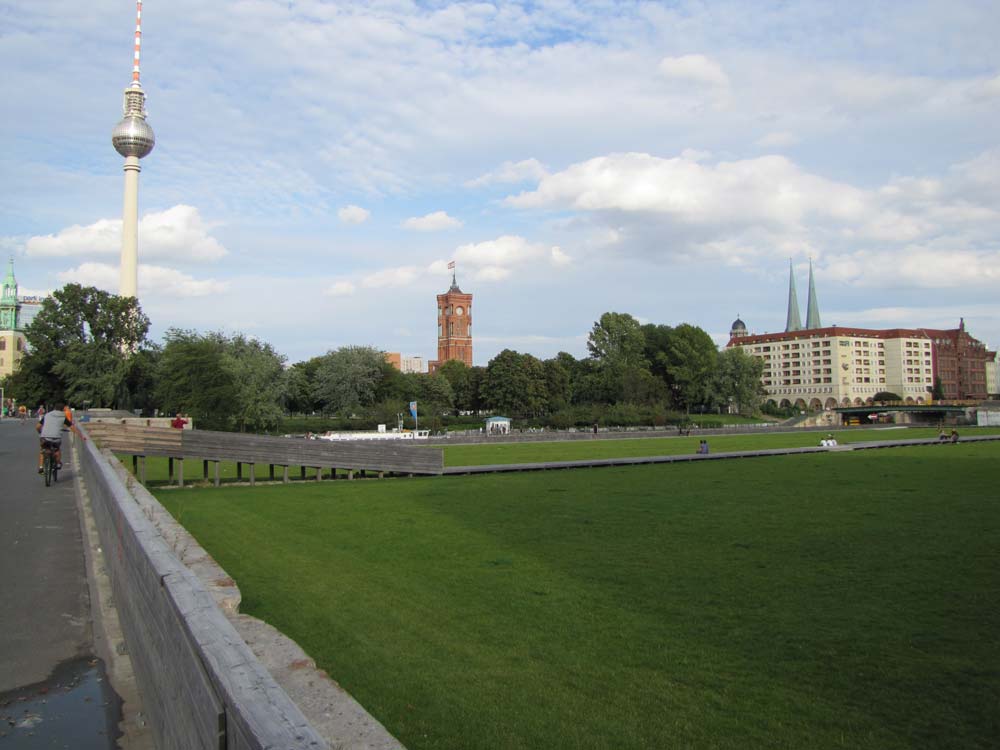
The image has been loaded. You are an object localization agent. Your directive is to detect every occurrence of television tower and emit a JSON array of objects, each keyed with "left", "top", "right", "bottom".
[{"left": 111, "top": 0, "right": 155, "bottom": 299}]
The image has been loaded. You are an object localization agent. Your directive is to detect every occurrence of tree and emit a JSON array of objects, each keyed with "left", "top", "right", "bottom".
[
  {"left": 587, "top": 312, "right": 647, "bottom": 369},
  {"left": 436, "top": 360, "right": 471, "bottom": 415},
  {"left": 587, "top": 312, "right": 650, "bottom": 403},
  {"left": 660, "top": 323, "right": 719, "bottom": 412},
  {"left": 283, "top": 361, "right": 316, "bottom": 414},
  {"left": 714, "top": 348, "right": 765, "bottom": 415},
  {"left": 155, "top": 329, "right": 236, "bottom": 430},
  {"left": 312, "top": 346, "right": 386, "bottom": 414},
  {"left": 11, "top": 284, "right": 150, "bottom": 408},
  {"left": 481, "top": 349, "right": 548, "bottom": 416},
  {"left": 222, "top": 334, "right": 286, "bottom": 432},
  {"left": 543, "top": 357, "right": 571, "bottom": 410}
]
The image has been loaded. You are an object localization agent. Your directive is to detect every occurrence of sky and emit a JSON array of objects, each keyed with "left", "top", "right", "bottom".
[{"left": 2, "top": 0, "right": 999, "bottom": 366}]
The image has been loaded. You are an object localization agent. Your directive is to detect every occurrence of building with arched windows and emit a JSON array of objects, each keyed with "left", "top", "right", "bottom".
[{"left": 726, "top": 265, "right": 996, "bottom": 408}]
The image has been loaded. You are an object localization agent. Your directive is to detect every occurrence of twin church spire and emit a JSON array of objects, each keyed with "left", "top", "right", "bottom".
[{"left": 785, "top": 258, "right": 822, "bottom": 332}]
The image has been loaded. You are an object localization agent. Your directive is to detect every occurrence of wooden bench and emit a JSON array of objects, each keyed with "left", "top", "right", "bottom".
[{"left": 83, "top": 424, "right": 443, "bottom": 486}]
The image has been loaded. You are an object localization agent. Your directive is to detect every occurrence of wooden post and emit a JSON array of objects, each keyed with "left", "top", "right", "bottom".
[
  {"left": 249, "top": 463, "right": 255, "bottom": 486},
  {"left": 214, "top": 461, "right": 220, "bottom": 487},
  {"left": 347, "top": 469, "right": 355, "bottom": 480},
  {"left": 378, "top": 471, "right": 384, "bottom": 479},
  {"left": 168, "top": 457, "right": 174, "bottom": 482},
  {"left": 269, "top": 464, "right": 275, "bottom": 481},
  {"left": 203, "top": 459, "right": 209, "bottom": 479},
  {"left": 237, "top": 462, "right": 242, "bottom": 480},
  {"left": 315, "top": 467, "right": 322, "bottom": 482},
  {"left": 282, "top": 466, "right": 289, "bottom": 484}
]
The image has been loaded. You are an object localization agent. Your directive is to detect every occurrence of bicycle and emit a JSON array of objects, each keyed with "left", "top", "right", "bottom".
[{"left": 41, "top": 438, "right": 60, "bottom": 486}]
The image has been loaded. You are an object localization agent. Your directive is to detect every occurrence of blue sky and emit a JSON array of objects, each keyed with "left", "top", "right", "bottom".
[{"left": 2, "top": 0, "right": 999, "bottom": 365}]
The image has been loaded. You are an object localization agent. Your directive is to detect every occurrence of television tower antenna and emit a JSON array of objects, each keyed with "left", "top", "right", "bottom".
[{"left": 111, "top": 0, "right": 155, "bottom": 299}]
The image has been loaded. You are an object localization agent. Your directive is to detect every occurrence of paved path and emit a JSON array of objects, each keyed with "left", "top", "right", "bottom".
[
  {"left": 0, "top": 418, "right": 121, "bottom": 748},
  {"left": 442, "top": 434, "right": 1000, "bottom": 474}
]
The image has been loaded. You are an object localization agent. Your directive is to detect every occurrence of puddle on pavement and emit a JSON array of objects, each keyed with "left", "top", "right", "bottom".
[{"left": 0, "top": 657, "right": 121, "bottom": 749}]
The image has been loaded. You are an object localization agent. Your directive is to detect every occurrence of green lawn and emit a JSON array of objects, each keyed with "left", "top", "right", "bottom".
[
  {"left": 441, "top": 426, "right": 1000, "bottom": 467},
  {"left": 157, "top": 442, "right": 1000, "bottom": 749}
]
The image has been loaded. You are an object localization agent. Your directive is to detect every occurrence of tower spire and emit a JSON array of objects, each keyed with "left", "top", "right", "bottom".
[
  {"left": 784, "top": 259, "right": 802, "bottom": 332},
  {"left": 805, "top": 258, "right": 822, "bottom": 329},
  {"left": 132, "top": 0, "right": 143, "bottom": 85}
]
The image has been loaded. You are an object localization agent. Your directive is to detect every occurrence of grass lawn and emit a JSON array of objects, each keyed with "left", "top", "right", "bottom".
[
  {"left": 157, "top": 442, "right": 1000, "bottom": 749},
  {"left": 441, "top": 426, "right": 1000, "bottom": 467}
]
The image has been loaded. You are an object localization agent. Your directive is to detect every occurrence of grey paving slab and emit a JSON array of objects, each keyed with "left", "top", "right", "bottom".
[{"left": 0, "top": 418, "right": 122, "bottom": 748}]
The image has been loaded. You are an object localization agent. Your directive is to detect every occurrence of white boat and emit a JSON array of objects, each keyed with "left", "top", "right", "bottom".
[{"left": 315, "top": 429, "right": 431, "bottom": 441}]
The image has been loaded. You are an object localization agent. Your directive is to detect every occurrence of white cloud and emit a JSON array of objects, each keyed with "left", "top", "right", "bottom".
[
  {"left": 57, "top": 262, "right": 229, "bottom": 297},
  {"left": 507, "top": 152, "right": 866, "bottom": 226},
  {"left": 755, "top": 131, "right": 798, "bottom": 148},
  {"left": 466, "top": 158, "right": 548, "bottom": 187},
  {"left": 659, "top": 54, "right": 730, "bottom": 88},
  {"left": 337, "top": 205, "right": 371, "bottom": 224},
  {"left": 361, "top": 266, "right": 420, "bottom": 288},
  {"left": 402, "top": 211, "right": 463, "bottom": 231},
  {"left": 24, "top": 206, "right": 227, "bottom": 262},
  {"left": 326, "top": 280, "right": 356, "bottom": 297},
  {"left": 453, "top": 235, "right": 571, "bottom": 281},
  {"left": 820, "top": 247, "right": 1000, "bottom": 289}
]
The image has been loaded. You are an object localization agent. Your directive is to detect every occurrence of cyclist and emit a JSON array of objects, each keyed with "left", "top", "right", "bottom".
[{"left": 37, "top": 402, "right": 86, "bottom": 474}]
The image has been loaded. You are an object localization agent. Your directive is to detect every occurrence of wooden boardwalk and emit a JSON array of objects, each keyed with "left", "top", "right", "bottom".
[
  {"left": 83, "top": 423, "right": 443, "bottom": 486},
  {"left": 443, "top": 434, "right": 1000, "bottom": 475}
]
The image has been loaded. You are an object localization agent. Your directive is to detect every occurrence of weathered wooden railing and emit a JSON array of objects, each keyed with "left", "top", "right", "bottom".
[{"left": 84, "top": 424, "right": 443, "bottom": 486}]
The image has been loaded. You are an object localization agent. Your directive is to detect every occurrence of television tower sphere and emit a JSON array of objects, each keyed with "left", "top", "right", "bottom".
[
  {"left": 112, "top": 114, "right": 155, "bottom": 158},
  {"left": 112, "top": 110, "right": 155, "bottom": 158}
]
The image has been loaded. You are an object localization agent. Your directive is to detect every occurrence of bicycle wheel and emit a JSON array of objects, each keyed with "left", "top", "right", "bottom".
[
  {"left": 44, "top": 453, "right": 52, "bottom": 487},
  {"left": 52, "top": 459, "right": 59, "bottom": 483}
]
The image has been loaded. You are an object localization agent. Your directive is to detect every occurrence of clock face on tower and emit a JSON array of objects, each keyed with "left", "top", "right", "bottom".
[{"left": 455, "top": 306, "right": 464, "bottom": 316}]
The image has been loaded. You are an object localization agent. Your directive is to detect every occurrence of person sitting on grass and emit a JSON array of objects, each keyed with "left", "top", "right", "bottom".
[{"left": 37, "top": 402, "right": 86, "bottom": 473}]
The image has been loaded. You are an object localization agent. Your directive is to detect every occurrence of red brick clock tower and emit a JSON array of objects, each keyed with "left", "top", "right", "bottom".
[{"left": 429, "top": 268, "right": 473, "bottom": 372}]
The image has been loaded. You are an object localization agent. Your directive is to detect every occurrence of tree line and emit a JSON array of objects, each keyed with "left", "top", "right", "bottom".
[{"left": 2, "top": 286, "right": 764, "bottom": 432}]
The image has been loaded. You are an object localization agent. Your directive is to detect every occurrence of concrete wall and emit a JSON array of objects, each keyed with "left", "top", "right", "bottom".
[{"left": 78, "top": 433, "right": 328, "bottom": 749}]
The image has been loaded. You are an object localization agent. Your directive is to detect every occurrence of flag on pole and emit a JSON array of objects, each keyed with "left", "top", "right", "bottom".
[
  {"left": 447, "top": 261, "right": 455, "bottom": 270},
  {"left": 409, "top": 401, "right": 418, "bottom": 419}
]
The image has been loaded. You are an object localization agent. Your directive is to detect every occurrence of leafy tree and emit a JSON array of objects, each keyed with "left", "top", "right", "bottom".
[
  {"left": 714, "top": 348, "right": 765, "bottom": 415},
  {"left": 587, "top": 312, "right": 651, "bottom": 403},
  {"left": 155, "top": 329, "right": 236, "bottom": 430},
  {"left": 481, "top": 349, "right": 548, "bottom": 416},
  {"left": 312, "top": 346, "right": 386, "bottom": 414},
  {"left": 932, "top": 377, "right": 944, "bottom": 400},
  {"left": 10, "top": 284, "right": 150, "bottom": 408},
  {"left": 543, "top": 357, "right": 571, "bottom": 410},
  {"left": 223, "top": 334, "right": 286, "bottom": 432},
  {"left": 660, "top": 323, "right": 719, "bottom": 412},
  {"left": 283, "top": 361, "right": 316, "bottom": 414},
  {"left": 587, "top": 312, "right": 647, "bottom": 368}
]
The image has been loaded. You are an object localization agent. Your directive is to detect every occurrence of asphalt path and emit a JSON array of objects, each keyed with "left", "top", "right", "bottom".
[{"left": 0, "top": 417, "right": 121, "bottom": 747}]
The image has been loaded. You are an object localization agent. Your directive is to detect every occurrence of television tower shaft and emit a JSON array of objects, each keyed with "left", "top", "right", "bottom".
[{"left": 111, "top": 1, "right": 154, "bottom": 299}]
